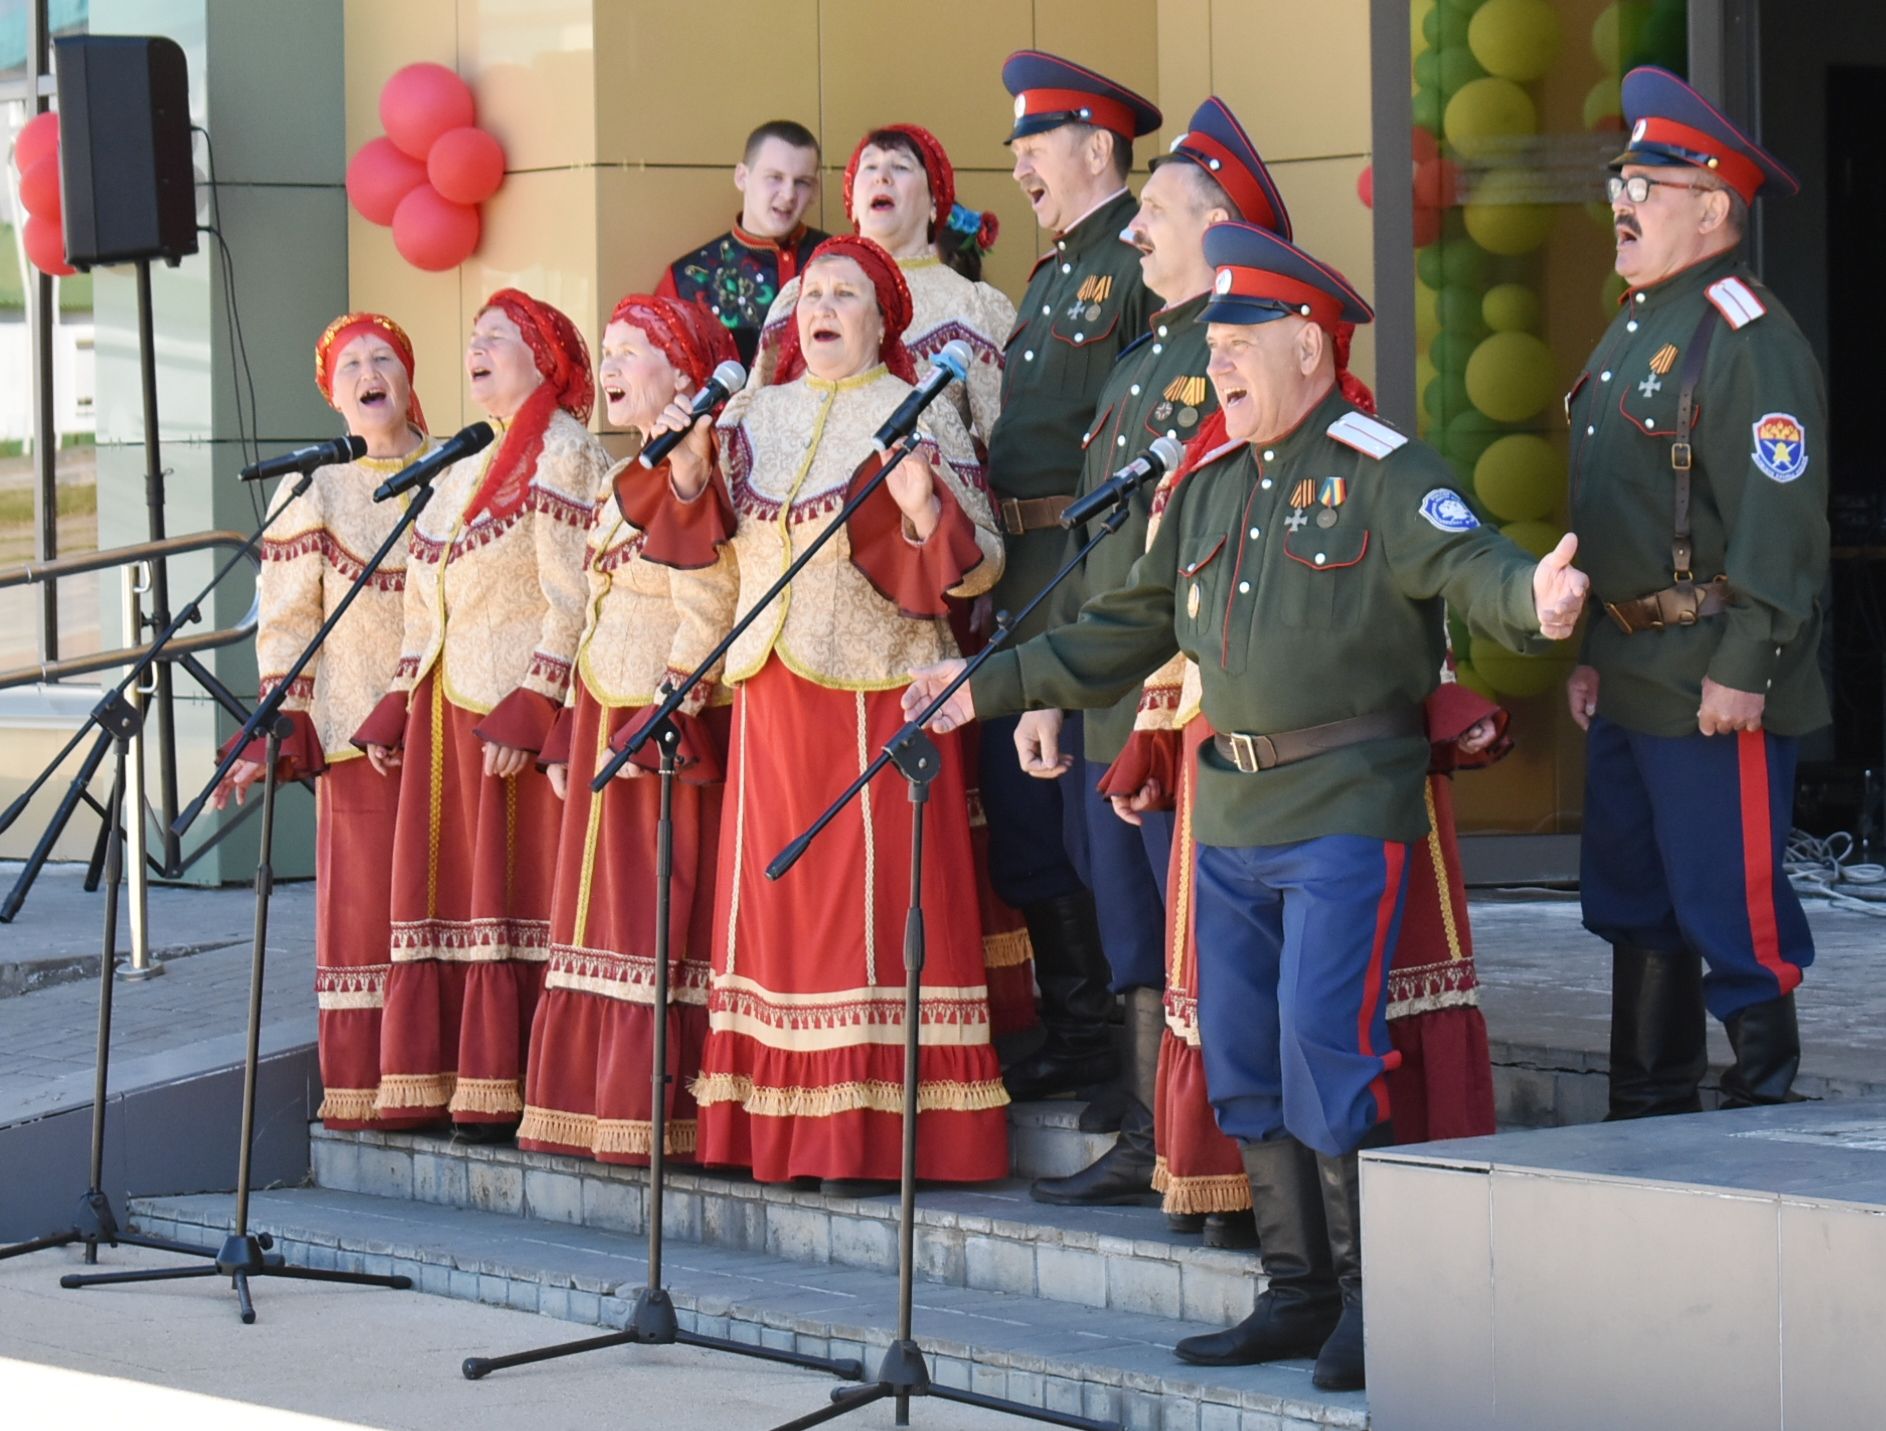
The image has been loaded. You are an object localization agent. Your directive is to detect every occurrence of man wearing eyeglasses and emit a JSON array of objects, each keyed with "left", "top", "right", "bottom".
[{"left": 1567, "top": 66, "right": 1828, "bottom": 1121}]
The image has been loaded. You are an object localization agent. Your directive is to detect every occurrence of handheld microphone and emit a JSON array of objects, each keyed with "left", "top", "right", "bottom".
[
  {"left": 239, "top": 434, "right": 367, "bottom": 482},
  {"left": 870, "top": 341, "right": 972, "bottom": 454},
  {"left": 639, "top": 360, "right": 748, "bottom": 469},
  {"left": 1059, "top": 435, "right": 1186, "bottom": 529},
  {"left": 372, "top": 421, "right": 496, "bottom": 502}
]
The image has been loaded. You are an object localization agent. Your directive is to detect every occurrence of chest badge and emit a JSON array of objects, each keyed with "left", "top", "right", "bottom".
[
  {"left": 1752, "top": 412, "right": 1809, "bottom": 482},
  {"left": 1068, "top": 274, "right": 1113, "bottom": 320},
  {"left": 1317, "top": 477, "right": 1347, "bottom": 528},
  {"left": 1639, "top": 343, "right": 1677, "bottom": 398},
  {"left": 1162, "top": 375, "right": 1208, "bottom": 429},
  {"left": 1187, "top": 583, "right": 1202, "bottom": 619}
]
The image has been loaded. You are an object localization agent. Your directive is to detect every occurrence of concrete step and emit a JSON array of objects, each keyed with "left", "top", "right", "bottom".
[
  {"left": 1009, "top": 1097, "right": 1121, "bottom": 1180},
  {"left": 313, "top": 1125, "right": 1252, "bottom": 1329},
  {"left": 130, "top": 1186, "right": 1366, "bottom": 1431}
]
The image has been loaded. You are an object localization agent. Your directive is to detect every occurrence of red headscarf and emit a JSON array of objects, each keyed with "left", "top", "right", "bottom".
[
  {"left": 315, "top": 311, "right": 427, "bottom": 435},
  {"left": 843, "top": 124, "right": 1000, "bottom": 257},
  {"left": 465, "top": 289, "right": 595, "bottom": 522},
  {"left": 607, "top": 293, "right": 739, "bottom": 393},
  {"left": 1330, "top": 322, "right": 1376, "bottom": 415},
  {"left": 773, "top": 235, "right": 917, "bottom": 385}
]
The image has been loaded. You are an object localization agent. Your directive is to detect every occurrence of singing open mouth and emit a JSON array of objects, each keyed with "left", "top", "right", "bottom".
[{"left": 358, "top": 382, "right": 389, "bottom": 409}]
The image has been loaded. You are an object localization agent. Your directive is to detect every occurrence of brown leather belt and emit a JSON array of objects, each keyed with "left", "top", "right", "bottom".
[
  {"left": 998, "top": 495, "right": 1073, "bottom": 535},
  {"left": 1212, "top": 706, "right": 1426, "bottom": 774},
  {"left": 1603, "top": 576, "right": 1734, "bottom": 635}
]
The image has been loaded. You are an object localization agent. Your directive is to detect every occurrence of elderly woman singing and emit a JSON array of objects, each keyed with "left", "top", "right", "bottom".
[{"left": 640, "top": 235, "right": 1010, "bottom": 1190}]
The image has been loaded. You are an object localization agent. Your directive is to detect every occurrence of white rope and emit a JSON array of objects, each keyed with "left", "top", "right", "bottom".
[{"left": 1785, "top": 828, "right": 1886, "bottom": 916}]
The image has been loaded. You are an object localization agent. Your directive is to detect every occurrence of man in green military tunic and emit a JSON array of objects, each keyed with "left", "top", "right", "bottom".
[
  {"left": 904, "top": 222, "right": 1589, "bottom": 1390},
  {"left": 1567, "top": 66, "right": 1827, "bottom": 1120},
  {"left": 976, "top": 51, "right": 1163, "bottom": 1106},
  {"left": 1018, "top": 98, "right": 1289, "bottom": 1230}
]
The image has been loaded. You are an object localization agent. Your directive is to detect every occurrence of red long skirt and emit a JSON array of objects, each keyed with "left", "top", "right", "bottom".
[
  {"left": 694, "top": 659, "right": 1010, "bottom": 1183},
  {"left": 313, "top": 757, "right": 399, "bottom": 1129},
  {"left": 375, "top": 675, "right": 558, "bottom": 1124},
  {"left": 1153, "top": 723, "right": 1497, "bottom": 1214},
  {"left": 518, "top": 684, "right": 717, "bottom": 1164}
]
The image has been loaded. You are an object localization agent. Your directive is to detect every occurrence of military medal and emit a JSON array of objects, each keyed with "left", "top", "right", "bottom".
[
  {"left": 1640, "top": 343, "right": 1677, "bottom": 398},
  {"left": 1152, "top": 400, "right": 1174, "bottom": 423},
  {"left": 1317, "top": 476, "right": 1346, "bottom": 528},
  {"left": 1178, "top": 406, "right": 1198, "bottom": 427},
  {"left": 1084, "top": 303, "right": 1102, "bottom": 321},
  {"left": 1289, "top": 478, "right": 1317, "bottom": 508}
]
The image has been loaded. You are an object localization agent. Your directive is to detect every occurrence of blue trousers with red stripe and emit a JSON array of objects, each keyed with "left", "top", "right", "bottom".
[
  {"left": 1193, "top": 837, "right": 1409, "bottom": 1157},
  {"left": 1580, "top": 716, "right": 1812, "bottom": 1021},
  {"left": 1057, "top": 716, "right": 1173, "bottom": 993}
]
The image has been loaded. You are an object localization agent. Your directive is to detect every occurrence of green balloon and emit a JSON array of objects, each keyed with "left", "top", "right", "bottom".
[
  {"left": 1443, "top": 0, "right": 1487, "bottom": 13},
  {"left": 1483, "top": 282, "right": 1541, "bottom": 332},
  {"left": 1591, "top": 1, "right": 1650, "bottom": 69},
  {"left": 1634, "top": 9, "right": 1686, "bottom": 69},
  {"left": 1439, "top": 283, "right": 1490, "bottom": 338},
  {"left": 1414, "top": 49, "right": 1442, "bottom": 89},
  {"left": 1425, "top": 370, "right": 1472, "bottom": 426},
  {"left": 1442, "top": 410, "right": 1513, "bottom": 467},
  {"left": 1413, "top": 85, "right": 1446, "bottom": 134},
  {"left": 1474, "top": 433, "right": 1562, "bottom": 521},
  {"left": 1423, "top": 5, "right": 1443, "bottom": 47},
  {"left": 1440, "top": 237, "right": 1492, "bottom": 288},
  {"left": 1437, "top": 42, "right": 1488, "bottom": 93},
  {"left": 1430, "top": 329, "right": 1478, "bottom": 375},
  {"left": 1417, "top": 244, "right": 1448, "bottom": 290}
]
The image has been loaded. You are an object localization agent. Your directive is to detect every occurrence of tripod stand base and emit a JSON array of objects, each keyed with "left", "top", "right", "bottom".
[
  {"left": 0, "top": 1187, "right": 223, "bottom": 1265},
  {"left": 461, "top": 1282, "right": 868, "bottom": 1382}
]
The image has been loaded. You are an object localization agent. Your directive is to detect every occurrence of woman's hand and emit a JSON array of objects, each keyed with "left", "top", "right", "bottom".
[
  {"left": 649, "top": 398, "right": 715, "bottom": 501},
  {"left": 888, "top": 453, "right": 942, "bottom": 543},
  {"left": 210, "top": 758, "right": 265, "bottom": 810},
  {"left": 1455, "top": 716, "right": 1500, "bottom": 755},
  {"left": 546, "top": 762, "right": 568, "bottom": 800},
  {"left": 364, "top": 744, "right": 401, "bottom": 777},
  {"left": 483, "top": 741, "right": 532, "bottom": 780}
]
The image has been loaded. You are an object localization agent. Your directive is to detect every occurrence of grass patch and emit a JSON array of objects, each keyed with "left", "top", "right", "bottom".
[{"left": 0, "top": 482, "right": 96, "bottom": 525}]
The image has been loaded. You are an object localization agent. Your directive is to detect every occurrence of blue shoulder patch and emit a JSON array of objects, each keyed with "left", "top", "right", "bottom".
[{"left": 1419, "top": 488, "right": 1481, "bottom": 533}]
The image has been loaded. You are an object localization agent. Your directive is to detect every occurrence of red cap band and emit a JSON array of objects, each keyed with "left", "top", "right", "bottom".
[
  {"left": 1170, "top": 131, "right": 1277, "bottom": 231},
  {"left": 1212, "top": 266, "right": 1343, "bottom": 331},
  {"left": 1016, "top": 87, "right": 1136, "bottom": 139},
  {"left": 1630, "top": 116, "right": 1765, "bottom": 204}
]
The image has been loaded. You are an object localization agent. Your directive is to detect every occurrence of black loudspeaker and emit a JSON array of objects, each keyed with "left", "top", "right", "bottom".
[{"left": 54, "top": 35, "right": 198, "bottom": 270}]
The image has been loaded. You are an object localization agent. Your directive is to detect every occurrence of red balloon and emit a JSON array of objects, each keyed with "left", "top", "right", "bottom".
[
  {"left": 1356, "top": 164, "right": 1374, "bottom": 209},
  {"left": 347, "top": 137, "right": 429, "bottom": 227},
  {"left": 1412, "top": 125, "right": 1440, "bottom": 166},
  {"left": 392, "top": 184, "right": 480, "bottom": 271},
  {"left": 23, "top": 212, "right": 75, "bottom": 276},
  {"left": 380, "top": 63, "right": 476, "bottom": 161},
  {"left": 18, "top": 153, "right": 61, "bottom": 220},
  {"left": 1414, "top": 156, "right": 1460, "bottom": 209},
  {"left": 1413, "top": 204, "right": 1442, "bottom": 249},
  {"left": 426, "top": 126, "right": 505, "bottom": 205},
  {"left": 14, "top": 110, "right": 59, "bottom": 175}
]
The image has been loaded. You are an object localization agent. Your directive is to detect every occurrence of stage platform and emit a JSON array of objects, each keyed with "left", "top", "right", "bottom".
[{"left": 1364, "top": 1097, "right": 1886, "bottom": 1431}]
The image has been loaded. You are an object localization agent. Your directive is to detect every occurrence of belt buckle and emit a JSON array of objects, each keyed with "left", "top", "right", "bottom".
[
  {"left": 1000, "top": 498, "right": 1025, "bottom": 536},
  {"left": 1226, "top": 731, "right": 1259, "bottom": 774},
  {"left": 1604, "top": 601, "right": 1639, "bottom": 635},
  {"left": 1671, "top": 441, "right": 1693, "bottom": 472}
]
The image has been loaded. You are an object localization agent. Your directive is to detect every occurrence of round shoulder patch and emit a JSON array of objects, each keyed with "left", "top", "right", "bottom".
[
  {"left": 1751, "top": 412, "right": 1808, "bottom": 483},
  {"left": 1419, "top": 488, "right": 1481, "bottom": 533}
]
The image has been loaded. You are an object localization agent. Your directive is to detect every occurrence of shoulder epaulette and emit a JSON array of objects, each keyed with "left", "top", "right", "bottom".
[
  {"left": 1327, "top": 411, "right": 1408, "bottom": 460},
  {"left": 1705, "top": 276, "right": 1766, "bottom": 330}
]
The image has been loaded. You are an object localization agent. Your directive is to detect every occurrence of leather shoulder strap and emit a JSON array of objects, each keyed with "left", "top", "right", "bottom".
[{"left": 1671, "top": 305, "right": 1722, "bottom": 581}]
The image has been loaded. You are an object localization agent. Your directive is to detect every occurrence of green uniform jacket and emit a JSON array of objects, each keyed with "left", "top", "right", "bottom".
[
  {"left": 973, "top": 389, "right": 1546, "bottom": 849},
  {"left": 1048, "top": 292, "right": 1216, "bottom": 764},
  {"left": 988, "top": 190, "right": 1155, "bottom": 639},
  {"left": 1568, "top": 250, "right": 1830, "bottom": 737}
]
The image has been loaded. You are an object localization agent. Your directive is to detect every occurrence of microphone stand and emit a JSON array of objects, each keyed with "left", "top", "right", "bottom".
[
  {"left": 761, "top": 499, "right": 1140, "bottom": 1431},
  {"left": 0, "top": 468, "right": 327, "bottom": 1269},
  {"left": 460, "top": 429, "right": 939, "bottom": 1383},
  {"left": 57, "top": 469, "right": 442, "bottom": 1322}
]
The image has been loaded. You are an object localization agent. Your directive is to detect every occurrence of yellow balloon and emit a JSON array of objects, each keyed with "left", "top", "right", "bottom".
[
  {"left": 1475, "top": 435, "right": 1561, "bottom": 522},
  {"left": 1453, "top": 661, "right": 1500, "bottom": 702},
  {"left": 1470, "top": 633, "right": 1571, "bottom": 699},
  {"left": 1444, "top": 77, "right": 1538, "bottom": 159},
  {"left": 1415, "top": 279, "right": 1441, "bottom": 340},
  {"left": 1464, "top": 200, "right": 1553, "bottom": 255},
  {"left": 1482, "top": 282, "right": 1540, "bottom": 332},
  {"left": 1413, "top": 0, "right": 1436, "bottom": 54},
  {"left": 1500, "top": 519, "right": 1563, "bottom": 558},
  {"left": 1465, "top": 331, "right": 1556, "bottom": 423},
  {"left": 1591, "top": 1, "right": 1651, "bottom": 72},
  {"left": 1468, "top": 0, "right": 1561, "bottom": 82}
]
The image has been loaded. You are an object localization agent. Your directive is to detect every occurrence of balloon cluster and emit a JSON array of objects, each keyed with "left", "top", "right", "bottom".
[
  {"left": 346, "top": 63, "right": 505, "bottom": 272},
  {"left": 12, "top": 112, "right": 74, "bottom": 276}
]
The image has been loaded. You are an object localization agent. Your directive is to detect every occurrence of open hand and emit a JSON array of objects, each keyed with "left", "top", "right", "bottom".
[
  {"left": 1109, "top": 778, "right": 1164, "bottom": 827},
  {"left": 210, "top": 757, "right": 265, "bottom": 810},
  {"left": 364, "top": 743, "right": 401, "bottom": 777},
  {"left": 1531, "top": 533, "right": 1589, "bottom": 640},
  {"left": 902, "top": 658, "right": 974, "bottom": 733}
]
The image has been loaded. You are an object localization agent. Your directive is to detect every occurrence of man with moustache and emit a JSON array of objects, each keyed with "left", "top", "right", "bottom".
[
  {"left": 981, "top": 52, "right": 1163, "bottom": 1106},
  {"left": 657, "top": 119, "right": 826, "bottom": 365},
  {"left": 1019, "top": 98, "right": 1291, "bottom": 1222},
  {"left": 904, "top": 223, "right": 1589, "bottom": 1389},
  {"left": 1566, "top": 67, "right": 1827, "bottom": 1119}
]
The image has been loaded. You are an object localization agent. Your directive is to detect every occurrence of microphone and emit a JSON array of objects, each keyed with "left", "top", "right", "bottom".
[
  {"left": 639, "top": 360, "right": 748, "bottom": 469},
  {"left": 239, "top": 434, "right": 367, "bottom": 482},
  {"left": 372, "top": 421, "right": 496, "bottom": 502},
  {"left": 870, "top": 341, "right": 972, "bottom": 454},
  {"left": 1059, "top": 435, "right": 1186, "bottom": 529}
]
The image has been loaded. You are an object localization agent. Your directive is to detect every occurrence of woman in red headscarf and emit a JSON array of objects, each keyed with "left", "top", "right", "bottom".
[
  {"left": 356, "top": 290, "right": 609, "bottom": 1137},
  {"left": 641, "top": 235, "right": 1010, "bottom": 1188},
  {"left": 516, "top": 295, "right": 740, "bottom": 1164},
  {"left": 216, "top": 312, "right": 432, "bottom": 1129}
]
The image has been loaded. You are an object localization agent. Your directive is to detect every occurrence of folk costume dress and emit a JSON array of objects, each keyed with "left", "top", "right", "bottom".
[
  {"left": 754, "top": 125, "right": 1036, "bottom": 1034},
  {"left": 640, "top": 238, "right": 1011, "bottom": 1183},
  {"left": 355, "top": 292, "right": 608, "bottom": 1127},
  {"left": 518, "top": 297, "right": 742, "bottom": 1164}
]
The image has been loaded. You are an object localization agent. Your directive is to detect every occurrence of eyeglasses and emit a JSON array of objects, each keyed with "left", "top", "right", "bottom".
[{"left": 1606, "top": 174, "right": 1720, "bottom": 204}]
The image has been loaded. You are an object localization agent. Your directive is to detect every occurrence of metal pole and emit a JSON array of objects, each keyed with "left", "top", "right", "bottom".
[
  {"left": 118, "top": 564, "right": 159, "bottom": 979},
  {"left": 135, "top": 259, "right": 182, "bottom": 875},
  {"left": 26, "top": 0, "right": 57, "bottom": 664}
]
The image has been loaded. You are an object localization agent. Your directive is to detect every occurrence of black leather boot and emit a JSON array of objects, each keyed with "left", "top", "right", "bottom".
[
  {"left": 1003, "top": 893, "right": 1118, "bottom": 1102},
  {"left": 1203, "top": 1209, "right": 1258, "bottom": 1250},
  {"left": 1719, "top": 994, "right": 1801, "bottom": 1108},
  {"left": 1606, "top": 943, "right": 1707, "bottom": 1120},
  {"left": 1175, "top": 1137, "right": 1338, "bottom": 1366},
  {"left": 1031, "top": 988, "right": 1162, "bottom": 1205},
  {"left": 1311, "top": 1123, "right": 1392, "bottom": 1392}
]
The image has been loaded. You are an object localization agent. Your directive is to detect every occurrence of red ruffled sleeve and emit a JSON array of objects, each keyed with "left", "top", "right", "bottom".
[
  {"left": 1096, "top": 728, "right": 1182, "bottom": 808},
  {"left": 352, "top": 691, "right": 410, "bottom": 752},
  {"left": 607, "top": 705, "right": 726, "bottom": 786},
  {"left": 845, "top": 451, "right": 985, "bottom": 619},
  {"left": 624, "top": 461, "right": 736, "bottom": 571},
  {"left": 221, "top": 709, "right": 326, "bottom": 784},
  {"left": 474, "top": 687, "right": 562, "bottom": 755},
  {"left": 538, "top": 705, "right": 576, "bottom": 767},
  {"left": 1425, "top": 684, "right": 1512, "bottom": 774}
]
